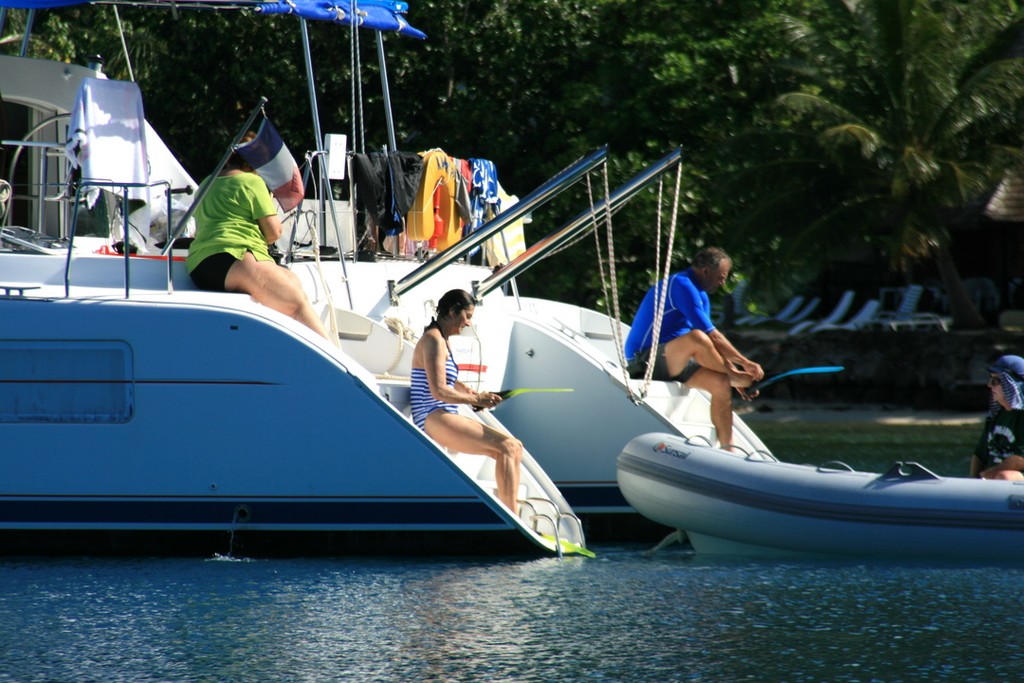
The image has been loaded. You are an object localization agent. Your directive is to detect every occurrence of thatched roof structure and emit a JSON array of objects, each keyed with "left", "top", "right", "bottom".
[{"left": 985, "top": 175, "right": 1024, "bottom": 222}]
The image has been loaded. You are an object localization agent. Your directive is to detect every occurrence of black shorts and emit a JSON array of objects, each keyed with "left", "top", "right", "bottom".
[
  {"left": 627, "top": 344, "right": 701, "bottom": 383},
  {"left": 189, "top": 252, "right": 239, "bottom": 292}
]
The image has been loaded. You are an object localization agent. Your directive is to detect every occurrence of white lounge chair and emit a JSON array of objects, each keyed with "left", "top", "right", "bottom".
[
  {"left": 813, "top": 298, "right": 882, "bottom": 331},
  {"left": 788, "top": 290, "right": 855, "bottom": 335},
  {"left": 783, "top": 297, "right": 821, "bottom": 326},
  {"left": 736, "top": 295, "right": 805, "bottom": 326},
  {"left": 874, "top": 285, "right": 950, "bottom": 331}
]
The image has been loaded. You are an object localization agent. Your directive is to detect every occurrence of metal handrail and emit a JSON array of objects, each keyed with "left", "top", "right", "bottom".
[
  {"left": 3, "top": 117, "right": 73, "bottom": 231},
  {"left": 388, "top": 146, "right": 609, "bottom": 304},
  {"left": 65, "top": 179, "right": 172, "bottom": 298},
  {"left": 474, "top": 147, "right": 683, "bottom": 300}
]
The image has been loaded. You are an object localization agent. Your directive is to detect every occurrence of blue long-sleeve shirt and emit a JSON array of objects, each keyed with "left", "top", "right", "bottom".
[{"left": 624, "top": 268, "right": 715, "bottom": 360}]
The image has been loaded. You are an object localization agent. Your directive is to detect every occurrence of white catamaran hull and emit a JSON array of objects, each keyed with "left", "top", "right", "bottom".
[
  {"left": 0, "top": 252, "right": 592, "bottom": 556},
  {"left": 0, "top": 48, "right": 599, "bottom": 556},
  {"left": 0, "top": 45, "right": 763, "bottom": 548},
  {"left": 618, "top": 432, "right": 1024, "bottom": 560}
]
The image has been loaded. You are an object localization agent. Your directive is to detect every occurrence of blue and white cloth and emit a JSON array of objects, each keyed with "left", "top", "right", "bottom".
[
  {"left": 410, "top": 350, "right": 460, "bottom": 430},
  {"left": 466, "top": 158, "right": 500, "bottom": 256}
]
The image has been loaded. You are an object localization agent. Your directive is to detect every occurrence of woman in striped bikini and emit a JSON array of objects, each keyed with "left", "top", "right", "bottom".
[{"left": 411, "top": 289, "right": 523, "bottom": 514}]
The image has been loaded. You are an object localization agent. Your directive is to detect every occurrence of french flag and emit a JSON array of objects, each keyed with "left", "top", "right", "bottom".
[{"left": 235, "top": 118, "right": 304, "bottom": 212}]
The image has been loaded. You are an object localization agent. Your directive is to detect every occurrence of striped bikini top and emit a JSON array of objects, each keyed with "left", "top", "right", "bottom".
[{"left": 410, "top": 348, "right": 460, "bottom": 430}]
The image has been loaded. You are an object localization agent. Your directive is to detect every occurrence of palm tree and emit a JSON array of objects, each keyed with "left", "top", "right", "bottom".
[{"left": 724, "top": 0, "right": 1024, "bottom": 328}]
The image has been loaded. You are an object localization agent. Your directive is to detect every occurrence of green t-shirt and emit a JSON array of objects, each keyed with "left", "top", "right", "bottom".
[
  {"left": 973, "top": 408, "right": 1024, "bottom": 468},
  {"left": 186, "top": 172, "right": 277, "bottom": 273}
]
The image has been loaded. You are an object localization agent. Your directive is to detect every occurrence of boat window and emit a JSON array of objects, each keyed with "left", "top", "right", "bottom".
[{"left": 0, "top": 341, "right": 133, "bottom": 423}]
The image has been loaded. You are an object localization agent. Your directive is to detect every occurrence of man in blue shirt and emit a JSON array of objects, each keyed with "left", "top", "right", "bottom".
[{"left": 624, "top": 247, "right": 764, "bottom": 451}]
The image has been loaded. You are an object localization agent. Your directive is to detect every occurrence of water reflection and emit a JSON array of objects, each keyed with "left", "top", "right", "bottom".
[{"left": 0, "top": 550, "right": 1022, "bottom": 682}]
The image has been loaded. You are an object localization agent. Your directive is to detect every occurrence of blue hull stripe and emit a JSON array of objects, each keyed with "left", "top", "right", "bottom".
[
  {"left": 559, "top": 485, "right": 629, "bottom": 509},
  {"left": 0, "top": 498, "right": 499, "bottom": 528}
]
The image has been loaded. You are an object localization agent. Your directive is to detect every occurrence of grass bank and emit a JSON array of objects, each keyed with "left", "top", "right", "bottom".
[{"left": 751, "top": 421, "right": 978, "bottom": 477}]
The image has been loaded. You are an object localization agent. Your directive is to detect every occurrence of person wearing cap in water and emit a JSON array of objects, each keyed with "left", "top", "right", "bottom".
[{"left": 970, "top": 355, "right": 1024, "bottom": 480}]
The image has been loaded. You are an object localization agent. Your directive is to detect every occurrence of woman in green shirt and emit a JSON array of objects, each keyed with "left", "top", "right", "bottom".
[{"left": 186, "top": 148, "right": 330, "bottom": 341}]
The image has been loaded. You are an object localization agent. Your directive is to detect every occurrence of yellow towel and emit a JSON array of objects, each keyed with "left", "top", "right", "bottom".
[{"left": 484, "top": 184, "right": 527, "bottom": 267}]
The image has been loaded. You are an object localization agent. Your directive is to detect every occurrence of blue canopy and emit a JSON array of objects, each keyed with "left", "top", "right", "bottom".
[
  {"left": 255, "top": 0, "right": 425, "bottom": 39},
  {"left": 0, "top": 0, "right": 426, "bottom": 39}
]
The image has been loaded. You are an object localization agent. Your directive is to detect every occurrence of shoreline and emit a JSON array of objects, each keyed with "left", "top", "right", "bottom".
[
  {"left": 735, "top": 399, "right": 985, "bottom": 426},
  {"left": 730, "top": 327, "right": 1023, "bottom": 412}
]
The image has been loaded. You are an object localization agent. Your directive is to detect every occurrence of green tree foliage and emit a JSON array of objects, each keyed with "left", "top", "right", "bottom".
[
  {"left": 8, "top": 0, "right": 813, "bottom": 313},
  {"left": 722, "top": 0, "right": 1024, "bottom": 327},
  {"left": 5, "top": 0, "right": 1021, "bottom": 325},
  {"left": 563, "top": 0, "right": 822, "bottom": 313}
]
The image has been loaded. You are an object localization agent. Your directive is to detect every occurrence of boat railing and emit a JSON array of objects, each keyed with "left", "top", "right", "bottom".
[
  {"left": 745, "top": 450, "right": 779, "bottom": 462},
  {"left": 682, "top": 434, "right": 779, "bottom": 462},
  {"left": 3, "top": 130, "right": 182, "bottom": 298},
  {"left": 2, "top": 114, "right": 73, "bottom": 233},
  {"left": 557, "top": 511, "right": 585, "bottom": 550},
  {"left": 388, "top": 146, "right": 610, "bottom": 304},
  {"left": 518, "top": 498, "right": 585, "bottom": 558},
  {"left": 473, "top": 148, "right": 684, "bottom": 301},
  {"left": 518, "top": 499, "right": 552, "bottom": 534},
  {"left": 65, "top": 178, "right": 173, "bottom": 298}
]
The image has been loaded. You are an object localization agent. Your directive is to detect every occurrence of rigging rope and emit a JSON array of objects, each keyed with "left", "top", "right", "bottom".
[
  {"left": 349, "top": 2, "right": 365, "bottom": 155},
  {"left": 587, "top": 165, "right": 636, "bottom": 402},
  {"left": 590, "top": 163, "right": 684, "bottom": 403},
  {"left": 382, "top": 316, "right": 417, "bottom": 378},
  {"left": 348, "top": 2, "right": 370, "bottom": 251},
  {"left": 641, "top": 164, "right": 683, "bottom": 397}
]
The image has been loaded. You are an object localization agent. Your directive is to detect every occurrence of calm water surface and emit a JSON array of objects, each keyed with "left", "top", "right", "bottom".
[{"left": 1, "top": 546, "right": 1022, "bottom": 683}]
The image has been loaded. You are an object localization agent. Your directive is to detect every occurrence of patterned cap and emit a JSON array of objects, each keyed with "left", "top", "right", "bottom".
[{"left": 988, "top": 355, "right": 1024, "bottom": 381}]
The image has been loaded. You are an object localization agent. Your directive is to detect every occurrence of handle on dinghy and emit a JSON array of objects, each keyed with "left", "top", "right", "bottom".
[{"left": 880, "top": 461, "right": 940, "bottom": 481}]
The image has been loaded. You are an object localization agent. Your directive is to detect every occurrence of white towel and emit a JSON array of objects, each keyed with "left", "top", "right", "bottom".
[
  {"left": 142, "top": 121, "right": 199, "bottom": 243},
  {"left": 66, "top": 78, "right": 150, "bottom": 242}
]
